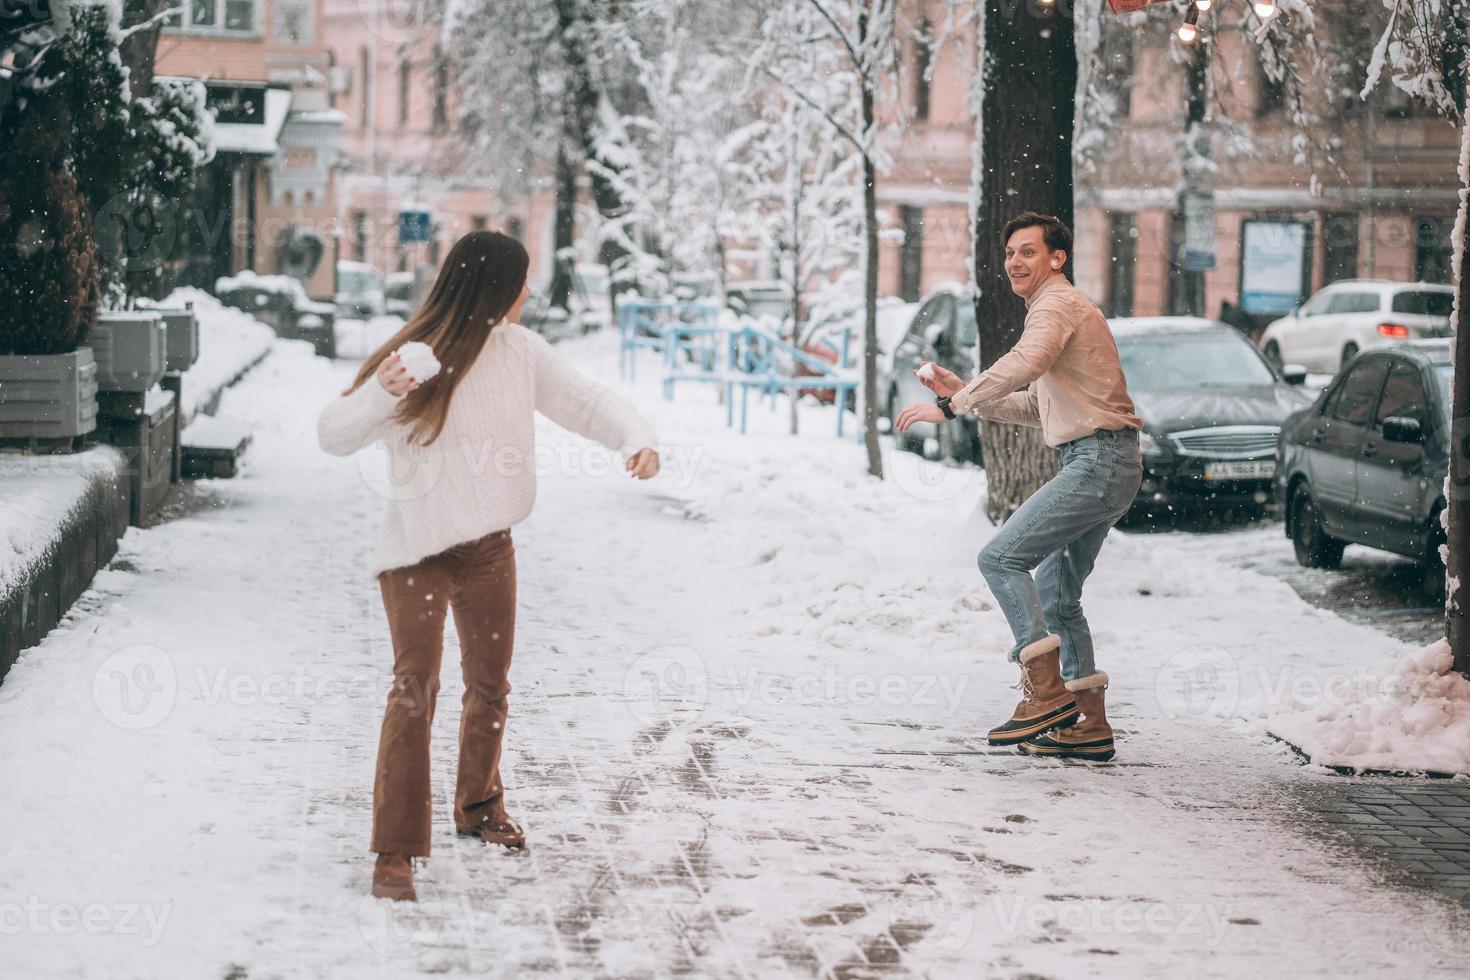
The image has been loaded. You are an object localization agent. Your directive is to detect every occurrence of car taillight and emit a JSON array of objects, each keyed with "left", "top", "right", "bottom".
[{"left": 1377, "top": 323, "right": 1410, "bottom": 338}]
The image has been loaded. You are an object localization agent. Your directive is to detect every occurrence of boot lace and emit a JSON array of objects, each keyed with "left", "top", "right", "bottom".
[{"left": 1013, "top": 669, "right": 1038, "bottom": 704}]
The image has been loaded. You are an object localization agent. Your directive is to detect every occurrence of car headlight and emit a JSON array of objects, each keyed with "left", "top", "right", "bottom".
[{"left": 1138, "top": 431, "right": 1165, "bottom": 457}]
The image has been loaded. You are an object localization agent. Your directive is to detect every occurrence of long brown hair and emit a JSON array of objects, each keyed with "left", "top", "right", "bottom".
[{"left": 344, "top": 231, "right": 530, "bottom": 446}]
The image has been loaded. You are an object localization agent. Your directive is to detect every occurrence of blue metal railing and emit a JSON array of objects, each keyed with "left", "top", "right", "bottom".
[{"left": 617, "top": 299, "right": 860, "bottom": 440}]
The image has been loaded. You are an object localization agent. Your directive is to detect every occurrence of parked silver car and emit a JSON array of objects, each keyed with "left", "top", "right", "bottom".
[{"left": 1276, "top": 340, "right": 1451, "bottom": 599}]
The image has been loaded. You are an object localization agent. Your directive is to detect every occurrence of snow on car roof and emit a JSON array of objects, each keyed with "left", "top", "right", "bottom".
[
  {"left": 1322, "top": 278, "right": 1455, "bottom": 290},
  {"left": 1108, "top": 316, "right": 1229, "bottom": 337},
  {"left": 1397, "top": 338, "right": 1453, "bottom": 362}
]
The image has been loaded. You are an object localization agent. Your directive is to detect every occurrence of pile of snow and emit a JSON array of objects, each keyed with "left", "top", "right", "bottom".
[
  {"left": 0, "top": 448, "right": 125, "bottom": 596},
  {"left": 151, "top": 288, "right": 275, "bottom": 421},
  {"left": 1267, "top": 639, "right": 1470, "bottom": 775}
]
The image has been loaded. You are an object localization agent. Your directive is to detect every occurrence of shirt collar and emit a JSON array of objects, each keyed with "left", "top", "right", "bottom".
[{"left": 1023, "top": 272, "right": 1067, "bottom": 310}]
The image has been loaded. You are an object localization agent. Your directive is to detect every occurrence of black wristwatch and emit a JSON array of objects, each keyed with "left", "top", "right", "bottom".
[{"left": 936, "top": 395, "right": 956, "bottom": 420}]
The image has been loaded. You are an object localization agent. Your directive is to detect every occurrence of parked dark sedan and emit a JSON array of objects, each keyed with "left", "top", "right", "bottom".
[
  {"left": 1277, "top": 340, "right": 1450, "bottom": 598},
  {"left": 888, "top": 284, "right": 981, "bottom": 463},
  {"left": 1112, "top": 317, "right": 1314, "bottom": 519}
]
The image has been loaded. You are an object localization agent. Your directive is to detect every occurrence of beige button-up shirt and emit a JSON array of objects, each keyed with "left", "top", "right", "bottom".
[{"left": 950, "top": 274, "right": 1142, "bottom": 447}]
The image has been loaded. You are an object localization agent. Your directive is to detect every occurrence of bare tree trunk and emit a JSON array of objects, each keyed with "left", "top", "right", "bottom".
[
  {"left": 971, "top": 0, "right": 1076, "bottom": 522},
  {"left": 119, "top": 0, "right": 168, "bottom": 96},
  {"left": 859, "top": 7, "right": 883, "bottom": 479},
  {"left": 551, "top": 139, "right": 576, "bottom": 310},
  {"left": 553, "top": 0, "right": 628, "bottom": 316},
  {"left": 1446, "top": 84, "right": 1470, "bottom": 676}
]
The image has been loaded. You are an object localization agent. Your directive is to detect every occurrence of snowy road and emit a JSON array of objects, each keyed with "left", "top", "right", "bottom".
[{"left": 2, "top": 332, "right": 1467, "bottom": 978}]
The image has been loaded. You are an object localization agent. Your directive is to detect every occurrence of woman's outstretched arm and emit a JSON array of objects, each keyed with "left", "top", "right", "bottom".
[
  {"left": 529, "top": 332, "right": 657, "bottom": 460},
  {"left": 316, "top": 360, "right": 406, "bottom": 457}
]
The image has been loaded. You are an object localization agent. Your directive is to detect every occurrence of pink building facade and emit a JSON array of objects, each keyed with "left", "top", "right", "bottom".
[
  {"left": 154, "top": 0, "right": 345, "bottom": 300},
  {"left": 321, "top": 1, "right": 557, "bottom": 289}
]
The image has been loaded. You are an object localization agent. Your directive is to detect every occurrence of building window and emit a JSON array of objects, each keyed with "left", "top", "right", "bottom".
[
  {"left": 358, "top": 47, "right": 371, "bottom": 128},
  {"left": 471, "top": 215, "right": 489, "bottom": 233},
  {"left": 1415, "top": 217, "right": 1453, "bottom": 283},
  {"left": 898, "top": 205, "right": 924, "bottom": 303},
  {"left": 1107, "top": 212, "right": 1137, "bottom": 317},
  {"left": 272, "top": 0, "right": 314, "bottom": 44},
  {"left": 165, "top": 0, "right": 257, "bottom": 33},
  {"left": 1322, "top": 214, "right": 1358, "bottom": 285},
  {"left": 912, "top": 14, "right": 932, "bottom": 123},
  {"left": 505, "top": 216, "right": 523, "bottom": 240},
  {"left": 433, "top": 49, "right": 450, "bottom": 131},
  {"left": 398, "top": 59, "right": 412, "bottom": 127}
]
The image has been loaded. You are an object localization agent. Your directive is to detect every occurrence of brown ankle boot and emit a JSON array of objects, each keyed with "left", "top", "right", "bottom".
[
  {"left": 1020, "top": 672, "right": 1115, "bottom": 761},
  {"left": 987, "top": 635, "right": 1080, "bottom": 745},
  {"left": 456, "top": 804, "right": 526, "bottom": 849},
  {"left": 372, "top": 853, "right": 418, "bottom": 902}
]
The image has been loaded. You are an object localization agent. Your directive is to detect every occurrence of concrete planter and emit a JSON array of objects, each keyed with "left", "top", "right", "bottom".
[
  {"left": 93, "top": 311, "right": 166, "bottom": 393},
  {"left": 156, "top": 305, "right": 200, "bottom": 373},
  {"left": 0, "top": 348, "right": 99, "bottom": 442}
]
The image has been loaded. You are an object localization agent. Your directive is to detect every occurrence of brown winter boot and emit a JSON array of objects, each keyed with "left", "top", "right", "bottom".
[
  {"left": 987, "top": 635, "right": 1080, "bottom": 745},
  {"left": 371, "top": 853, "right": 417, "bottom": 902},
  {"left": 1019, "top": 672, "right": 1115, "bottom": 761},
  {"left": 456, "top": 804, "right": 526, "bottom": 850}
]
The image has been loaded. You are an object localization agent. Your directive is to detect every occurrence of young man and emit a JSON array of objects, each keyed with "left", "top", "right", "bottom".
[{"left": 895, "top": 212, "right": 1143, "bottom": 761}]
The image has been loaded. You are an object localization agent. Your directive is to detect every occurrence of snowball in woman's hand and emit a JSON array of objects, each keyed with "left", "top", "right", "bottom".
[
  {"left": 915, "top": 362, "right": 936, "bottom": 382},
  {"left": 395, "top": 341, "right": 441, "bottom": 382}
]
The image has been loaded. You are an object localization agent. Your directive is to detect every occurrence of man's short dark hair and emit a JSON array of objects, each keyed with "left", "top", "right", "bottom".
[{"left": 1001, "top": 212, "right": 1072, "bottom": 255}]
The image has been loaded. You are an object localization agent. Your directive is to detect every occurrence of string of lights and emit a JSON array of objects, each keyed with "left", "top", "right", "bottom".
[{"left": 1177, "top": 0, "right": 1279, "bottom": 44}]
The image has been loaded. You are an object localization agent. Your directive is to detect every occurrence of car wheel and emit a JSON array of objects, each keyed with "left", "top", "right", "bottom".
[
  {"left": 1340, "top": 342, "right": 1359, "bottom": 369},
  {"left": 1291, "top": 488, "right": 1345, "bottom": 569},
  {"left": 1423, "top": 517, "right": 1447, "bottom": 603},
  {"left": 1263, "top": 341, "right": 1282, "bottom": 367}
]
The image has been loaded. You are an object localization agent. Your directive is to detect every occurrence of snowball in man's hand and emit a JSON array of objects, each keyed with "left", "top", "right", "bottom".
[
  {"left": 915, "top": 362, "right": 936, "bottom": 382},
  {"left": 395, "top": 341, "right": 441, "bottom": 383}
]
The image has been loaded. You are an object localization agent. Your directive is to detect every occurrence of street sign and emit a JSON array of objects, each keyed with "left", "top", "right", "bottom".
[
  {"left": 398, "top": 209, "right": 432, "bottom": 245},
  {"left": 1107, "top": 0, "right": 1171, "bottom": 11},
  {"left": 1179, "top": 190, "right": 1217, "bottom": 272}
]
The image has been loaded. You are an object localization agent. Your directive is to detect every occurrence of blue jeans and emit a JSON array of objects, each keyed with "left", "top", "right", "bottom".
[{"left": 977, "top": 427, "right": 1143, "bottom": 682}]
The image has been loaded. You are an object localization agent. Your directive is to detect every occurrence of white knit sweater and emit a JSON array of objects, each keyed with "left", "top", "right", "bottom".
[{"left": 317, "top": 323, "right": 656, "bottom": 576}]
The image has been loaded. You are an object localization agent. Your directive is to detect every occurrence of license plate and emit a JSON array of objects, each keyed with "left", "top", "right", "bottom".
[{"left": 1204, "top": 460, "right": 1275, "bottom": 480}]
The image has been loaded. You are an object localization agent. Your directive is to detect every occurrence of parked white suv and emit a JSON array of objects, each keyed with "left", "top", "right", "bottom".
[{"left": 1259, "top": 280, "right": 1454, "bottom": 373}]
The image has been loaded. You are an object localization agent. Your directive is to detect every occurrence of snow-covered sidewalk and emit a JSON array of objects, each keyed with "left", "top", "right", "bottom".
[{"left": 1, "top": 331, "right": 1467, "bottom": 978}]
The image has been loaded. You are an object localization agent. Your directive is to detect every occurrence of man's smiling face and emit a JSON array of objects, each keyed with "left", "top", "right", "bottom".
[{"left": 1004, "top": 226, "right": 1063, "bottom": 301}]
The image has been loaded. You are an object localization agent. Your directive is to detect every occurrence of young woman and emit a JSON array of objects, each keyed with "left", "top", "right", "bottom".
[{"left": 316, "top": 232, "right": 659, "bottom": 902}]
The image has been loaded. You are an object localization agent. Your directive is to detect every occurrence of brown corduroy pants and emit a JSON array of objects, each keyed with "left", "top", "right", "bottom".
[{"left": 371, "top": 529, "right": 516, "bottom": 857}]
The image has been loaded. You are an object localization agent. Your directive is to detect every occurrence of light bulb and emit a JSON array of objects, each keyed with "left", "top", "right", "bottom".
[
  {"left": 1178, "top": 3, "right": 1201, "bottom": 43},
  {"left": 1253, "top": 0, "right": 1277, "bottom": 18}
]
